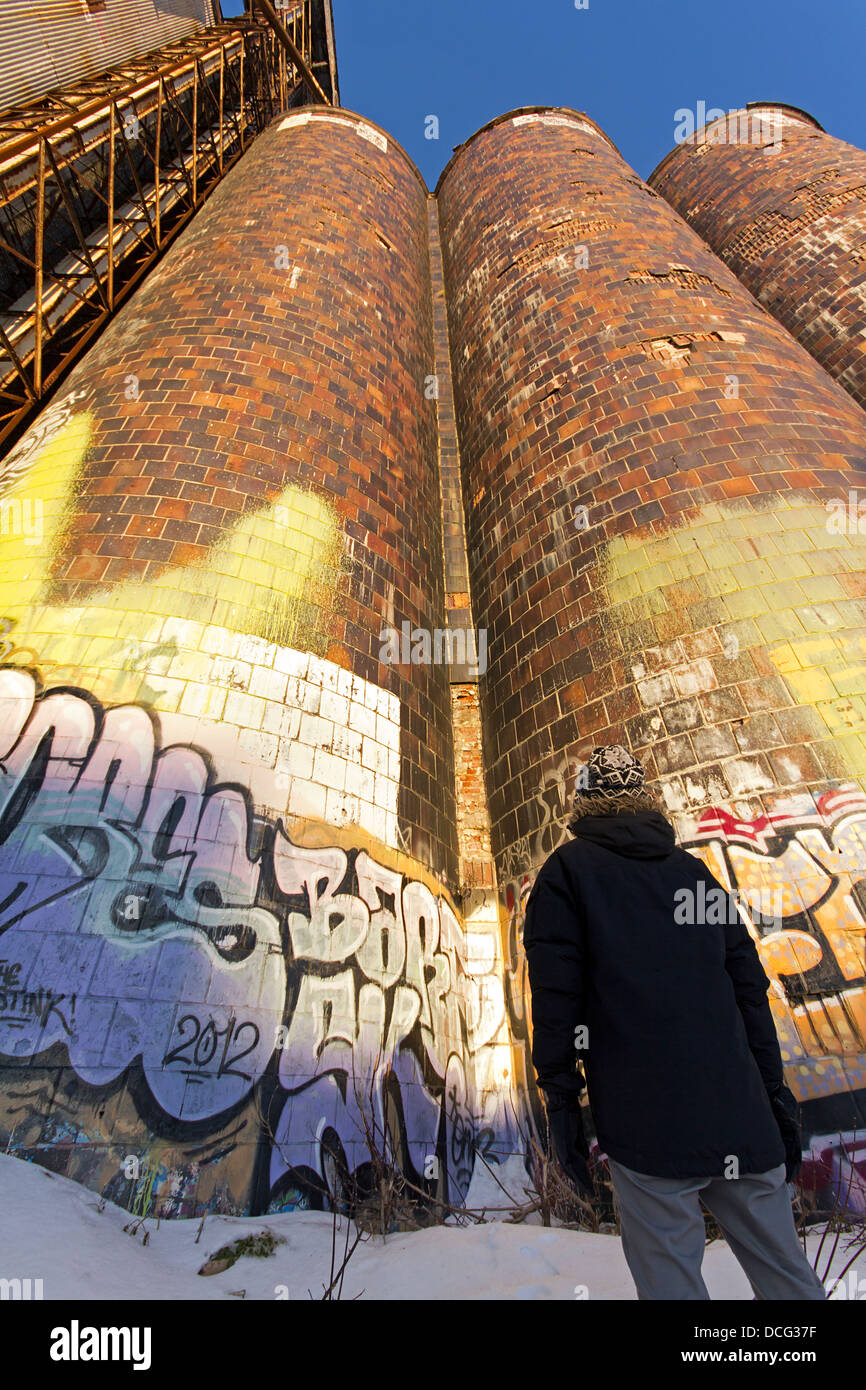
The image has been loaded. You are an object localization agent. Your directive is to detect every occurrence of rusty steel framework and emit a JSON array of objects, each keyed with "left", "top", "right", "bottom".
[{"left": 0, "top": 7, "right": 333, "bottom": 450}]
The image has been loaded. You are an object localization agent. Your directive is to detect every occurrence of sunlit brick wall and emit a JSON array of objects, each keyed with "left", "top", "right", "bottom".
[
  {"left": 437, "top": 107, "right": 866, "bottom": 1136},
  {"left": 0, "top": 108, "right": 517, "bottom": 1219},
  {"left": 650, "top": 105, "right": 866, "bottom": 411}
]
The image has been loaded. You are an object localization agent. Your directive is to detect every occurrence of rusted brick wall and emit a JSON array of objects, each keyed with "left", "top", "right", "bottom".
[
  {"left": 13, "top": 107, "right": 457, "bottom": 885},
  {"left": 650, "top": 104, "right": 866, "bottom": 411},
  {"left": 0, "top": 107, "right": 512, "bottom": 1218},
  {"left": 436, "top": 107, "right": 866, "bottom": 1139}
]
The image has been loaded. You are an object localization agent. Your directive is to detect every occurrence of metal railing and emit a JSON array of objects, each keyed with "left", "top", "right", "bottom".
[{"left": 0, "top": 7, "right": 325, "bottom": 451}]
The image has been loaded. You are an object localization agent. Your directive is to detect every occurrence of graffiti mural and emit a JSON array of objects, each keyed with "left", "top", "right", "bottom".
[
  {"left": 268, "top": 841, "right": 508, "bottom": 1209},
  {"left": 0, "top": 663, "right": 514, "bottom": 1213},
  {"left": 498, "top": 754, "right": 582, "bottom": 1139},
  {"left": 801, "top": 1131, "right": 866, "bottom": 1216},
  {"left": 501, "top": 772, "right": 866, "bottom": 1180},
  {"left": 0, "top": 104, "right": 530, "bottom": 1223},
  {"left": 0, "top": 669, "right": 285, "bottom": 1121},
  {"left": 685, "top": 786, "right": 866, "bottom": 1108}
]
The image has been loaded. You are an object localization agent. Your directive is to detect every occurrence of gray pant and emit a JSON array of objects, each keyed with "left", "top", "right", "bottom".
[{"left": 608, "top": 1159, "right": 826, "bottom": 1300}]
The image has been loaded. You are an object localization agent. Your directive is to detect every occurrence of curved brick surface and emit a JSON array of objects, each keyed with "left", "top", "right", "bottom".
[
  {"left": 438, "top": 107, "right": 866, "bottom": 1126},
  {"left": 0, "top": 106, "right": 457, "bottom": 884},
  {"left": 0, "top": 107, "right": 520, "bottom": 1218},
  {"left": 650, "top": 105, "right": 866, "bottom": 410}
]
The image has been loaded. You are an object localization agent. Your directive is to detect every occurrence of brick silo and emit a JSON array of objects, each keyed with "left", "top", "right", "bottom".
[
  {"left": 0, "top": 107, "right": 486, "bottom": 1217},
  {"left": 436, "top": 107, "right": 866, "bottom": 1148},
  {"left": 649, "top": 104, "right": 866, "bottom": 411}
]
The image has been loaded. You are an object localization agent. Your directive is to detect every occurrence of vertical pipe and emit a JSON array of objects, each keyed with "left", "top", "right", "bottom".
[
  {"left": 192, "top": 62, "right": 198, "bottom": 202},
  {"left": 107, "top": 106, "right": 115, "bottom": 309},
  {"left": 33, "top": 137, "right": 45, "bottom": 396},
  {"left": 154, "top": 77, "right": 162, "bottom": 243},
  {"left": 239, "top": 37, "right": 245, "bottom": 150},
  {"left": 218, "top": 45, "right": 224, "bottom": 172}
]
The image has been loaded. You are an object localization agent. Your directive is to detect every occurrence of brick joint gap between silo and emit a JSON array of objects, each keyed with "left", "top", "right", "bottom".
[{"left": 427, "top": 193, "right": 499, "bottom": 899}]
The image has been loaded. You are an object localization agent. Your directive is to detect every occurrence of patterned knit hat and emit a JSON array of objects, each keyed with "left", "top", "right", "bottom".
[{"left": 579, "top": 744, "right": 646, "bottom": 800}]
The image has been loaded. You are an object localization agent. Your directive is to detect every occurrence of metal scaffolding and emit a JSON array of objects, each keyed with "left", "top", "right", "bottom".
[{"left": 0, "top": 6, "right": 334, "bottom": 451}]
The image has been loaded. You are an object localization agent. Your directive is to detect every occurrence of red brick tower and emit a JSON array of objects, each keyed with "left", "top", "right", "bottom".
[
  {"left": 436, "top": 107, "right": 866, "bottom": 1131},
  {"left": 650, "top": 104, "right": 866, "bottom": 411},
  {"left": 0, "top": 107, "right": 477, "bottom": 1214},
  {"left": 0, "top": 106, "right": 457, "bottom": 882}
]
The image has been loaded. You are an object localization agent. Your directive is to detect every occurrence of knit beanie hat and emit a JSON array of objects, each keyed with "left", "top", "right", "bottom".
[{"left": 579, "top": 744, "right": 646, "bottom": 801}]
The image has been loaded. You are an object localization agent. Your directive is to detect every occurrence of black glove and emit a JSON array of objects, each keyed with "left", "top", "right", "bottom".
[
  {"left": 766, "top": 1081, "right": 803, "bottom": 1183},
  {"left": 543, "top": 1090, "right": 594, "bottom": 1198}
]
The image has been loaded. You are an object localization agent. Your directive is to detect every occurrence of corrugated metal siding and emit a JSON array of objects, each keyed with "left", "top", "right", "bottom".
[
  {"left": 0, "top": 0, "right": 216, "bottom": 115},
  {"left": 0, "top": 2, "right": 59, "bottom": 112}
]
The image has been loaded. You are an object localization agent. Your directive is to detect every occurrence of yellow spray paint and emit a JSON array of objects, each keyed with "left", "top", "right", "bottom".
[
  {"left": 0, "top": 410, "right": 345, "bottom": 711},
  {"left": 596, "top": 496, "right": 866, "bottom": 1104}
]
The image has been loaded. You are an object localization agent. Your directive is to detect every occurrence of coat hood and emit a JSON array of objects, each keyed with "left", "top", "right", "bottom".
[{"left": 570, "top": 809, "right": 676, "bottom": 859}]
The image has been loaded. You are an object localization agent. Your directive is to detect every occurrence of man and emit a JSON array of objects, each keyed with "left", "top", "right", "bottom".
[{"left": 522, "top": 744, "right": 826, "bottom": 1300}]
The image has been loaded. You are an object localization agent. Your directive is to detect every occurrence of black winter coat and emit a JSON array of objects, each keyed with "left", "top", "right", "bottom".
[{"left": 522, "top": 810, "right": 787, "bottom": 1178}]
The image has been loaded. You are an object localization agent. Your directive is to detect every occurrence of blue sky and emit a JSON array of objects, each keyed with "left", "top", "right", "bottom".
[{"left": 223, "top": 0, "right": 866, "bottom": 188}]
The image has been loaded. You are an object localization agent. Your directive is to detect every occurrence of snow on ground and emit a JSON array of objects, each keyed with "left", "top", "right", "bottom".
[{"left": 0, "top": 1153, "right": 856, "bottom": 1301}]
